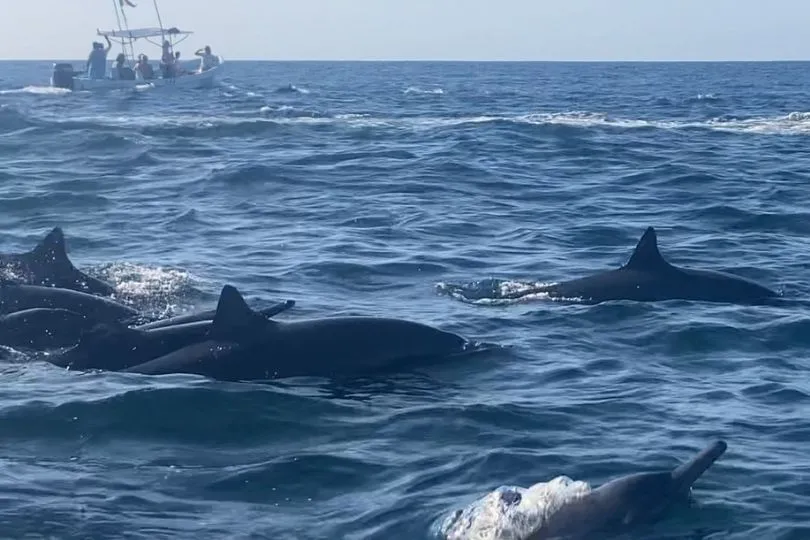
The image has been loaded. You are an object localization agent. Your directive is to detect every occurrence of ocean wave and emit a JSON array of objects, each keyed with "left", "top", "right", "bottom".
[
  {"left": 0, "top": 379, "right": 335, "bottom": 444},
  {"left": 0, "top": 104, "right": 33, "bottom": 133},
  {"left": 273, "top": 84, "right": 310, "bottom": 94},
  {"left": 257, "top": 105, "right": 326, "bottom": 118},
  {"left": 0, "top": 191, "right": 110, "bottom": 213},
  {"left": 207, "top": 163, "right": 295, "bottom": 186},
  {"left": 7, "top": 104, "right": 810, "bottom": 137},
  {"left": 288, "top": 149, "right": 416, "bottom": 166}
]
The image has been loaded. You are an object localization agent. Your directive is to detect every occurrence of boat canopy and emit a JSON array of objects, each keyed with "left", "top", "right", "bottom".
[{"left": 97, "top": 27, "right": 191, "bottom": 40}]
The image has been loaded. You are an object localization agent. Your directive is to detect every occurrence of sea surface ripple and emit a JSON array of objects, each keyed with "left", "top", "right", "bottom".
[{"left": 1, "top": 60, "right": 809, "bottom": 539}]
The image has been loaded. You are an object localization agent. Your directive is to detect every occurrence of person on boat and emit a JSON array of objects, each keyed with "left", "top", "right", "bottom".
[
  {"left": 194, "top": 46, "right": 220, "bottom": 72},
  {"left": 86, "top": 36, "right": 112, "bottom": 79},
  {"left": 136, "top": 54, "right": 155, "bottom": 80},
  {"left": 173, "top": 51, "right": 188, "bottom": 75},
  {"left": 160, "top": 40, "right": 176, "bottom": 78},
  {"left": 111, "top": 53, "right": 136, "bottom": 80}
]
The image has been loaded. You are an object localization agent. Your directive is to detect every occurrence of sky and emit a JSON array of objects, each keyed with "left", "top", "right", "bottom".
[{"left": 1, "top": 0, "right": 809, "bottom": 61}]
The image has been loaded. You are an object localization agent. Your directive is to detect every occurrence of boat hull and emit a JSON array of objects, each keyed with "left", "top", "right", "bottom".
[{"left": 51, "top": 56, "right": 225, "bottom": 91}]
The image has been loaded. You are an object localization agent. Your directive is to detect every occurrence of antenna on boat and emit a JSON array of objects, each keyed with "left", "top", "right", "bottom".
[
  {"left": 152, "top": 0, "right": 170, "bottom": 52},
  {"left": 112, "top": 0, "right": 136, "bottom": 65}
]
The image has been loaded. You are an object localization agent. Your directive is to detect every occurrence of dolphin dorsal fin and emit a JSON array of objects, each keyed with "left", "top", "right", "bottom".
[
  {"left": 31, "top": 227, "right": 69, "bottom": 266},
  {"left": 624, "top": 227, "right": 668, "bottom": 270},
  {"left": 211, "top": 284, "right": 273, "bottom": 340}
]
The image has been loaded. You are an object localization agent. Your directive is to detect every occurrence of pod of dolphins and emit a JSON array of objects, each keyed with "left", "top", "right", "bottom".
[
  {"left": 0, "top": 227, "right": 478, "bottom": 380},
  {"left": 2, "top": 225, "right": 776, "bottom": 539}
]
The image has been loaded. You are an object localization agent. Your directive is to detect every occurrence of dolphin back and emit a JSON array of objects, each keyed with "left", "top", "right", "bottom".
[{"left": 671, "top": 440, "right": 727, "bottom": 492}]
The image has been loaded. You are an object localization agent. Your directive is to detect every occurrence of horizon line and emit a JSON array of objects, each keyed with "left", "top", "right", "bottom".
[{"left": 1, "top": 58, "right": 809, "bottom": 63}]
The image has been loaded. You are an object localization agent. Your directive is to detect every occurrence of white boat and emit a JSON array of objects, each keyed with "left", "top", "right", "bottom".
[{"left": 50, "top": 1, "right": 225, "bottom": 91}]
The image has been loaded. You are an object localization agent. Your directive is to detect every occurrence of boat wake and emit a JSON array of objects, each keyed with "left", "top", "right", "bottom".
[
  {"left": 404, "top": 86, "right": 445, "bottom": 95},
  {"left": 0, "top": 86, "right": 72, "bottom": 96}
]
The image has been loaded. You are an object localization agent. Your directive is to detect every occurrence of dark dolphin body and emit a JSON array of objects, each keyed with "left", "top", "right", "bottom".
[
  {"left": 0, "top": 282, "right": 138, "bottom": 323},
  {"left": 50, "top": 299, "right": 296, "bottom": 371},
  {"left": 48, "top": 320, "right": 214, "bottom": 371},
  {"left": 522, "top": 440, "right": 728, "bottom": 539},
  {"left": 0, "top": 227, "right": 115, "bottom": 297},
  {"left": 538, "top": 227, "right": 777, "bottom": 304},
  {"left": 123, "top": 285, "right": 474, "bottom": 382},
  {"left": 0, "top": 308, "right": 97, "bottom": 350}
]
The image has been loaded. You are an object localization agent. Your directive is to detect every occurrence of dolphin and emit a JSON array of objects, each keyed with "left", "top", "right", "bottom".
[
  {"left": 49, "top": 298, "right": 296, "bottom": 372},
  {"left": 0, "top": 281, "right": 138, "bottom": 323},
  {"left": 537, "top": 227, "right": 777, "bottom": 304},
  {"left": 123, "top": 284, "right": 474, "bottom": 381},
  {"left": 0, "top": 308, "right": 97, "bottom": 350},
  {"left": 0, "top": 227, "right": 115, "bottom": 297},
  {"left": 443, "top": 440, "right": 727, "bottom": 540}
]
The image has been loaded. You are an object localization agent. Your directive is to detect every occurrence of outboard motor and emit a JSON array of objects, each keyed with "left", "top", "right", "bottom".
[{"left": 51, "top": 63, "right": 75, "bottom": 90}]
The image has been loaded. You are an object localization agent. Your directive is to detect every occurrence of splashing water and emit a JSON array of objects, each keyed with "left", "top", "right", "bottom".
[
  {"left": 436, "top": 279, "right": 563, "bottom": 306},
  {"left": 439, "top": 476, "right": 592, "bottom": 540},
  {"left": 92, "top": 262, "right": 201, "bottom": 317}
]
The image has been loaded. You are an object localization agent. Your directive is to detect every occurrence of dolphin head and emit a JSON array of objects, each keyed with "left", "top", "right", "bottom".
[
  {"left": 502, "top": 440, "right": 729, "bottom": 540},
  {"left": 594, "top": 440, "right": 728, "bottom": 529}
]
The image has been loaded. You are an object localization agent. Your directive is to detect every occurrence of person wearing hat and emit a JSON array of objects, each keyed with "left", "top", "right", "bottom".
[
  {"left": 194, "top": 45, "right": 219, "bottom": 72},
  {"left": 86, "top": 35, "right": 112, "bottom": 79}
]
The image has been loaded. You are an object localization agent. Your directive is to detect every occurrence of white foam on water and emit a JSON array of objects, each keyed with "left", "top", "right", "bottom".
[
  {"left": 0, "top": 264, "right": 28, "bottom": 283},
  {"left": 0, "top": 86, "right": 71, "bottom": 95},
  {"left": 21, "top": 106, "right": 810, "bottom": 136},
  {"left": 706, "top": 111, "right": 810, "bottom": 135},
  {"left": 439, "top": 476, "right": 591, "bottom": 540},
  {"left": 92, "top": 262, "right": 199, "bottom": 318},
  {"left": 405, "top": 86, "right": 445, "bottom": 95},
  {"left": 435, "top": 280, "right": 561, "bottom": 306}
]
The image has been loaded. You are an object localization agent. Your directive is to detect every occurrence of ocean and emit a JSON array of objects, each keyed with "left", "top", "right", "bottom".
[{"left": 0, "top": 60, "right": 809, "bottom": 539}]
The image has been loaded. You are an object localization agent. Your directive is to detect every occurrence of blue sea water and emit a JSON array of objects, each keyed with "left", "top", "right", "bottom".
[{"left": 1, "top": 59, "right": 810, "bottom": 539}]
